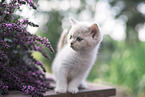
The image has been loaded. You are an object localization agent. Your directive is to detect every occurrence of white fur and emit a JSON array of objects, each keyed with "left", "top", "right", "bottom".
[{"left": 52, "top": 18, "right": 102, "bottom": 94}]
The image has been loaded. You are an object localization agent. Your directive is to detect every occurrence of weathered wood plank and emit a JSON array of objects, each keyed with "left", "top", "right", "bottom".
[
  {"left": 44, "top": 83, "right": 116, "bottom": 97},
  {"left": 1, "top": 83, "right": 116, "bottom": 97}
]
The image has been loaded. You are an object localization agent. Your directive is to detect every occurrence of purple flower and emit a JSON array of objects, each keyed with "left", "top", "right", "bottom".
[
  {"left": 0, "top": 0, "right": 54, "bottom": 96},
  {"left": 0, "top": 80, "right": 9, "bottom": 95},
  {"left": 28, "top": 0, "right": 37, "bottom": 9},
  {"left": 35, "top": 46, "right": 40, "bottom": 51}
]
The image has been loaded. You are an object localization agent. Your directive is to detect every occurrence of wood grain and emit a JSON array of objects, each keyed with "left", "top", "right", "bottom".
[{"left": 1, "top": 83, "right": 116, "bottom": 97}]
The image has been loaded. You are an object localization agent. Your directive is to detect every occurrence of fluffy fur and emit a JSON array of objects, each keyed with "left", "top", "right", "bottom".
[{"left": 52, "top": 17, "right": 103, "bottom": 94}]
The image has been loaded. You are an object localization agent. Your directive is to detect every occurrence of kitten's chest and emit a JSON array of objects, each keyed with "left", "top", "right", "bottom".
[
  {"left": 66, "top": 53, "right": 94, "bottom": 78},
  {"left": 66, "top": 52, "right": 94, "bottom": 69}
]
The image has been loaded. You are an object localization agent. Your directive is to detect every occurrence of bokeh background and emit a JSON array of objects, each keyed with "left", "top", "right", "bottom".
[{"left": 17, "top": 0, "right": 145, "bottom": 97}]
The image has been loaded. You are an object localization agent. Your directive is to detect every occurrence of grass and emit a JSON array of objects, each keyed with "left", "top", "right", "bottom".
[{"left": 88, "top": 42, "right": 145, "bottom": 97}]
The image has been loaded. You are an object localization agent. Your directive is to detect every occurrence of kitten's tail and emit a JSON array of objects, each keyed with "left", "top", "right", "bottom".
[{"left": 57, "top": 29, "right": 68, "bottom": 52}]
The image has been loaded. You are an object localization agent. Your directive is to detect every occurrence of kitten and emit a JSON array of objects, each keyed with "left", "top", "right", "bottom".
[{"left": 52, "top": 17, "right": 103, "bottom": 94}]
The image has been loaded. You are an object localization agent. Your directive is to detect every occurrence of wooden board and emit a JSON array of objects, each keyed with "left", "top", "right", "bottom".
[{"left": 1, "top": 83, "right": 116, "bottom": 97}]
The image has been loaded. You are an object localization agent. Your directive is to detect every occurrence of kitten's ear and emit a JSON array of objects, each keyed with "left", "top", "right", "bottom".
[
  {"left": 69, "top": 17, "right": 78, "bottom": 26},
  {"left": 89, "top": 23, "right": 100, "bottom": 40}
]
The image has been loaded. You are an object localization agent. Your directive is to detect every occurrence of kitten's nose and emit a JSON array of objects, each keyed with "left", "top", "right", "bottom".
[{"left": 71, "top": 42, "right": 74, "bottom": 46}]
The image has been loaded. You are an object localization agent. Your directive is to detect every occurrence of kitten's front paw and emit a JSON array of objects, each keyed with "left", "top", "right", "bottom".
[
  {"left": 79, "top": 82, "right": 87, "bottom": 89},
  {"left": 68, "top": 87, "right": 78, "bottom": 94},
  {"left": 55, "top": 87, "right": 67, "bottom": 93}
]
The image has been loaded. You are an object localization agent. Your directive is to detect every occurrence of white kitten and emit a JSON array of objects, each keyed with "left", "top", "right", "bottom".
[{"left": 52, "top": 17, "right": 103, "bottom": 94}]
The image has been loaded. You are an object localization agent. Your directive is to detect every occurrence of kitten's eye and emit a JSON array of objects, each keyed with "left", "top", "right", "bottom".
[
  {"left": 76, "top": 37, "right": 83, "bottom": 42},
  {"left": 70, "top": 35, "right": 72, "bottom": 39}
]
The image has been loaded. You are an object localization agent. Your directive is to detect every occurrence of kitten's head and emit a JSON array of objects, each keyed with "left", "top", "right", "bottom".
[{"left": 68, "top": 17, "right": 102, "bottom": 51}]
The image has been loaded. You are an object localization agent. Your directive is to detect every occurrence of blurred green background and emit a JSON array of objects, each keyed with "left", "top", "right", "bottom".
[{"left": 21, "top": 0, "right": 145, "bottom": 97}]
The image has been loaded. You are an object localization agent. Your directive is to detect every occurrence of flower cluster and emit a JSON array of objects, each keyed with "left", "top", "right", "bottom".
[{"left": 0, "top": 0, "right": 54, "bottom": 97}]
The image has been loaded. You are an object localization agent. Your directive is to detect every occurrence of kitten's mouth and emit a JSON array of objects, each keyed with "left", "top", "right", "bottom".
[
  {"left": 71, "top": 45, "right": 75, "bottom": 49},
  {"left": 70, "top": 45, "right": 77, "bottom": 51},
  {"left": 71, "top": 45, "right": 80, "bottom": 51}
]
